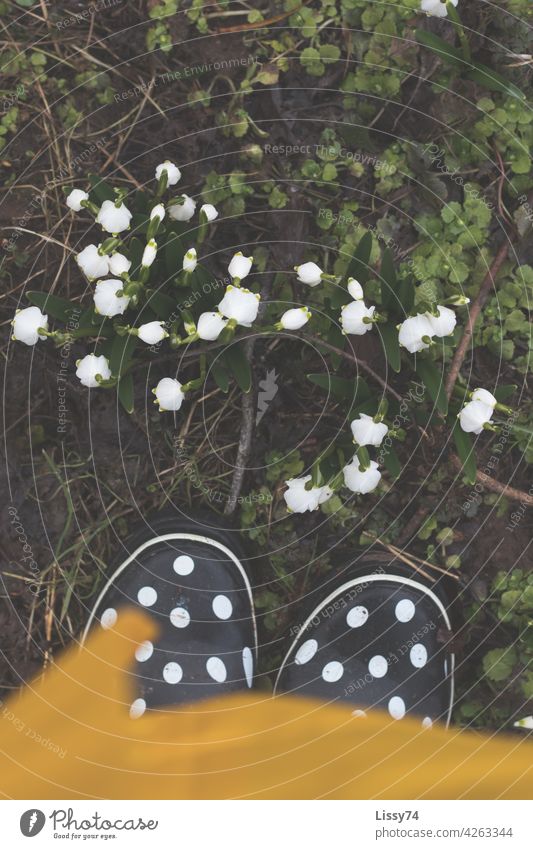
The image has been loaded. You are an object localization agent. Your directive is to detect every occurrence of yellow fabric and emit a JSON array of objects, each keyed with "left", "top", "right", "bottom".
[{"left": 1, "top": 609, "right": 531, "bottom": 800}]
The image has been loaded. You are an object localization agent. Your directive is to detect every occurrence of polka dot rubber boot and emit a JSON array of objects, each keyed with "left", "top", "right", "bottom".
[
  {"left": 83, "top": 516, "right": 257, "bottom": 718},
  {"left": 274, "top": 572, "right": 454, "bottom": 728}
]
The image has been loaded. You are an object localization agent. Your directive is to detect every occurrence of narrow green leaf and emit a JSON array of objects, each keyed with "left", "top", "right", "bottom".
[
  {"left": 222, "top": 344, "right": 252, "bottom": 393},
  {"left": 380, "top": 248, "right": 397, "bottom": 311},
  {"left": 307, "top": 373, "right": 372, "bottom": 404},
  {"left": 466, "top": 64, "right": 525, "bottom": 100},
  {"left": 165, "top": 232, "right": 185, "bottom": 275},
  {"left": 210, "top": 360, "right": 230, "bottom": 394},
  {"left": 346, "top": 231, "right": 373, "bottom": 283},
  {"left": 397, "top": 274, "right": 415, "bottom": 314},
  {"left": 452, "top": 420, "right": 477, "bottom": 485},
  {"left": 88, "top": 173, "right": 115, "bottom": 203},
  {"left": 379, "top": 322, "right": 401, "bottom": 373},
  {"left": 494, "top": 384, "right": 517, "bottom": 402},
  {"left": 117, "top": 373, "right": 134, "bottom": 414},
  {"left": 109, "top": 333, "right": 138, "bottom": 378},
  {"left": 27, "top": 291, "right": 79, "bottom": 322},
  {"left": 145, "top": 290, "right": 177, "bottom": 320},
  {"left": 416, "top": 30, "right": 465, "bottom": 68},
  {"left": 382, "top": 444, "right": 402, "bottom": 480},
  {"left": 415, "top": 358, "right": 448, "bottom": 415}
]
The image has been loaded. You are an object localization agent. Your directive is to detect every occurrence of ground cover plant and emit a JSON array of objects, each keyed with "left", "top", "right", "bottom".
[{"left": 1, "top": 0, "right": 532, "bottom": 732}]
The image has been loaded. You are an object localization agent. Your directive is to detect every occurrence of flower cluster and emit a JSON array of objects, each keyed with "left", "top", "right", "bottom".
[{"left": 398, "top": 306, "right": 457, "bottom": 353}]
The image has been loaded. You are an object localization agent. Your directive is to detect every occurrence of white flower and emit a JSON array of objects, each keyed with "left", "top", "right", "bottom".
[
  {"left": 347, "top": 278, "right": 364, "bottom": 301},
  {"left": 284, "top": 476, "right": 332, "bottom": 513},
  {"left": 76, "top": 353, "right": 111, "bottom": 388},
  {"left": 471, "top": 388, "right": 497, "bottom": 409},
  {"left": 341, "top": 300, "right": 375, "bottom": 335},
  {"left": 155, "top": 161, "right": 181, "bottom": 186},
  {"left": 108, "top": 252, "right": 131, "bottom": 276},
  {"left": 218, "top": 285, "right": 260, "bottom": 327},
  {"left": 228, "top": 252, "right": 253, "bottom": 281},
  {"left": 426, "top": 305, "right": 457, "bottom": 338},
  {"left": 12, "top": 306, "right": 48, "bottom": 346},
  {"left": 138, "top": 321, "right": 168, "bottom": 345},
  {"left": 279, "top": 307, "right": 311, "bottom": 330},
  {"left": 66, "top": 189, "right": 88, "bottom": 212},
  {"left": 197, "top": 311, "right": 227, "bottom": 341},
  {"left": 200, "top": 203, "right": 219, "bottom": 222},
  {"left": 96, "top": 200, "right": 132, "bottom": 234},
  {"left": 150, "top": 203, "right": 166, "bottom": 222},
  {"left": 420, "top": 0, "right": 457, "bottom": 18},
  {"left": 459, "top": 400, "right": 494, "bottom": 434},
  {"left": 398, "top": 314, "right": 434, "bottom": 353},
  {"left": 343, "top": 459, "right": 381, "bottom": 494},
  {"left": 168, "top": 194, "right": 196, "bottom": 221},
  {"left": 183, "top": 248, "right": 197, "bottom": 273},
  {"left": 351, "top": 413, "right": 388, "bottom": 447},
  {"left": 93, "top": 279, "right": 130, "bottom": 317},
  {"left": 76, "top": 244, "right": 109, "bottom": 280},
  {"left": 153, "top": 377, "right": 184, "bottom": 412},
  {"left": 295, "top": 261, "right": 323, "bottom": 287},
  {"left": 141, "top": 240, "right": 157, "bottom": 268}
]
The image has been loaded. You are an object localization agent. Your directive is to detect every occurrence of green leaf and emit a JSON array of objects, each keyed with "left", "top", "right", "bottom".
[
  {"left": 451, "top": 419, "right": 477, "bottom": 485},
  {"left": 145, "top": 289, "right": 176, "bottom": 320},
  {"left": 494, "top": 384, "right": 517, "bottom": 402},
  {"left": 109, "top": 333, "right": 138, "bottom": 378},
  {"left": 415, "top": 358, "right": 448, "bottom": 415},
  {"left": 379, "top": 322, "right": 401, "bottom": 372},
  {"left": 346, "top": 231, "right": 373, "bottom": 284},
  {"left": 88, "top": 173, "right": 115, "bottom": 203},
  {"left": 382, "top": 444, "right": 401, "bottom": 480},
  {"left": 27, "top": 291, "right": 79, "bottom": 322},
  {"left": 466, "top": 63, "right": 525, "bottom": 101},
  {"left": 210, "top": 360, "right": 230, "bottom": 394},
  {"left": 117, "top": 373, "right": 134, "bottom": 414},
  {"left": 380, "top": 248, "right": 397, "bottom": 311},
  {"left": 164, "top": 232, "right": 185, "bottom": 275},
  {"left": 482, "top": 647, "right": 517, "bottom": 683},
  {"left": 222, "top": 344, "right": 252, "bottom": 393},
  {"left": 397, "top": 274, "right": 415, "bottom": 314},
  {"left": 307, "top": 373, "right": 371, "bottom": 404},
  {"left": 416, "top": 30, "right": 464, "bottom": 68}
]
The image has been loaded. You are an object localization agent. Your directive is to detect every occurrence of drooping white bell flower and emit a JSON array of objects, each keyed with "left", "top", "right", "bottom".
[
  {"left": 182, "top": 248, "right": 197, "bottom": 273},
  {"left": 75, "top": 353, "right": 111, "bottom": 388},
  {"left": 108, "top": 252, "right": 131, "bottom": 276},
  {"left": 471, "top": 388, "right": 497, "bottom": 409},
  {"left": 137, "top": 321, "right": 168, "bottom": 345},
  {"left": 168, "top": 194, "right": 196, "bottom": 221},
  {"left": 141, "top": 239, "right": 157, "bottom": 268},
  {"left": 228, "top": 252, "right": 253, "bottom": 281},
  {"left": 459, "top": 399, "right": 494, "bottom": 434},
  {"left": 150, "top": 203, "right": 166, "bottom": 222},
  {"left": 218, "top": 285, "right": 260, "bottom": 327},
  {"left": 155, "top": 161, "right": 181, "bottom": 186},
  {"left": 200, "top": 203, "right": 219, "bottom": 222},
  {"left": 153, "top": 377, "right": 185, "bottom": 412},
  {"left": 93, "top": 279, "right": 130, "bottom": 317},
  {"left": 398, "top": 314, "right": 434, "bottom": 353},
  {"left": 197, "top": 312, "right": 227, "bottom": 341},
  {"left": 279, "top": 307, "right": 311, "bottom": 330},
  {"left": 12, "top": 306, "right": 48, "bottom": 346},
  {"left": 341, "top": 300, "right": 375, "bottom": 335},
  {"left": 66, "top": 189, "right": 89, "bottom": 212},
  {"left": 96, "top": 200, "right": 132, "bottom": 234},
  {"left": 425, "top": 305, "right": 457, "bottom": 338},
  {"left": 420, "top": 0, "right": 457, "bottom": 18},
  {"left": 347, "top": 278, "right": 364, "bottom": 301},
  {"left": 295, "top": 261, "right": 323, "bottom": 287},
  {"left": 343, "top": 459, "right": 381, "bottom": 494},
  {"left": 351, "top": 413, "right": 388, "bottom": 447},
  {"left": 284, "top": 476, "right": 332, "bottom": 513},
  {"left": 76, "top": 244, "right": 110, "bottom": 280}
]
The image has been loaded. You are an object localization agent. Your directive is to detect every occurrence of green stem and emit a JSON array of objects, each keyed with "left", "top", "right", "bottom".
[{"left": 446, "top": 1, "right": 471, "bottom": 63}]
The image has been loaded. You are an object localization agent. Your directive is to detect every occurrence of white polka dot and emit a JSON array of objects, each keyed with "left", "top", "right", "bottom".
[
  {"left": 101, "top": 608, "right": 117, "bottom": 629},
  {"left": 322, "top": 661, "right": 344, "bottom": 682},
  {"left": 212, "top": 594, "right": 233, "bottom": 620},
  {"left": 368, "top": 655, "right": 388, "bottom": 678},
  {"left": 170, "top": 607, "right": 190, "bottom": 628},
  {"left": 135, "top": 640, "right": 154, "bottom": 663},
  {"left": 388, "top": 696, "right": 406, "bottom": 720},
  {"left": 410, "top": 643, "right": 428, "bottom": 668},
  {"left": 352, "top": 709, "right": 367, "bottom": 718},
  {"left": 163, "top": 661, "right": 183, "bottom": 684},
  {"left": 395, "top": 598, "right": 415, "bottom": 623},
  {"left": 422, "top": 716, "right": 433, "bottom": 729},
  {"left": 137, "top": 586, "right": 157, "bottom": 607},
  {"left": 206, "top": 656, "right": 227, "bottom": 683},
  {"left": 347, "top": 606, "right": 368, "bottom": 628},
  {"left": 242, "top": 647, "right": 253, "bottom": 688},
  {"left": 173, "top": 555, "right": 194, "bottom": 576},
  {"left": 295, "top": 638, "right": 318, "bottom": 665},
  {"left": 129, "top": 698, "right": 146, "bottom": 719}
]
